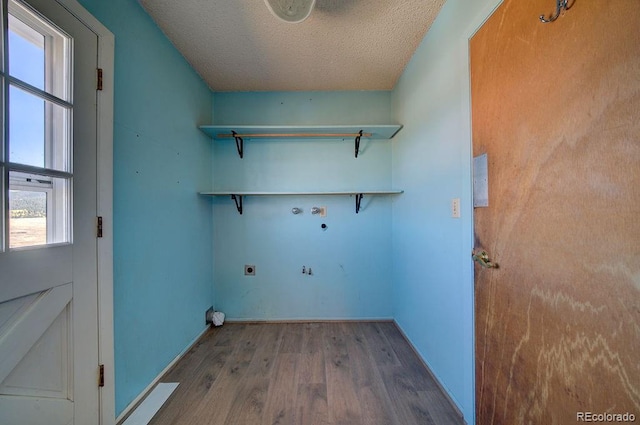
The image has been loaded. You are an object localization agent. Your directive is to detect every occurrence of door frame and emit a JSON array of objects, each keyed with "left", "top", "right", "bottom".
[{"left": 50, "top": 0, "right": 114, "bottom": 423}]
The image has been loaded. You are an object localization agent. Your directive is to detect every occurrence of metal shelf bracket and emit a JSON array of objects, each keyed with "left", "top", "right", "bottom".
[
  {"left": 355, "top": 193, "right": 364, "bottom": 213},
  {"left": 354, "top": 130, "right": 363, "bottom": 158},
  {"left": 231, "top": 194, "right": 243, "bottom": 214},
  {"left": 232, "top": 131, "right": 244, "bottom": 158}
]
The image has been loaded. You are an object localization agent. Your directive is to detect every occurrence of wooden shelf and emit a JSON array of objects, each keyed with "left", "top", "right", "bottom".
[
  {"left": 199, "top": 190, "right": 403, "bottom": 196},
  {"left": 199, "top": 124, "right": 403, "bottom": 158},
  {"left": 200, "top": 190, "right": 403, "bottom": 214},
  {"left": 199, "top": 125, "right": 402, "bottom": 140}
]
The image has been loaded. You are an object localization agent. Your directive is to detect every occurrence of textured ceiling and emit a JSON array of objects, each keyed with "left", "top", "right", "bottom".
[{"left": 138, "top": 0, "right": 446, "bottom": 92}]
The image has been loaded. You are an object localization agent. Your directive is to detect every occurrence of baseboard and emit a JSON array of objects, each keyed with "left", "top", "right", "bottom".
[
  {"left": 392, "top": 320, "right": 467, "bottom": 424},
  {"left": 115, "top": 325, "right": 209, "bottom": 424},
  {"left": 225, "top": 317, "right": 394, "bottom": 323}
]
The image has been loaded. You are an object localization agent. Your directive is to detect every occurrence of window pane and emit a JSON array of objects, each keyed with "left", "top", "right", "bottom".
[
  {"left": 8, "top": 2, "right": 71, "bottom": 101},
  {"left": 0, "top": 167, "right": 4, "bottom": 251},
  {"left": 9, "top": 84, "right": 44, "bottom": 167},
  {"left": 9, "top": 171, "right": 70, "bottom": 249},
  {"left": 8, "top": 14, "right": 44, "bottom": 91},
  {"left": 9, "top": 85, "right": 70, "bottom": 172},
  {"left": 0, "top": 78, "right": 4, "bottom": 163},
  {"left": 9, "top": 189, "right": 46, "bottom": 248}
]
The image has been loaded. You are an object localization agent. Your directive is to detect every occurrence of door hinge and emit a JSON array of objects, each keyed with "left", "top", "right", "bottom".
[
  {"left": 97, "top": 216, "right": 103, "bottom": 238},
  {"left": 98, "top": 364, "right": 105, "bottom": 387},
  {"left": 97, "top": 68, "right": 103, "bottom": 91}
]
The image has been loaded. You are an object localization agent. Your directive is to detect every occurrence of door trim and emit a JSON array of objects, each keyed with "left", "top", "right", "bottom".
[{"left": 52, "top": 1, "right": 114, "bottom": 423}]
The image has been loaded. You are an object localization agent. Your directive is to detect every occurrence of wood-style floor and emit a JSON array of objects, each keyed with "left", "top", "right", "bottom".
[{"left": 148, "top": 322, "right": 464, "bottom": 425}]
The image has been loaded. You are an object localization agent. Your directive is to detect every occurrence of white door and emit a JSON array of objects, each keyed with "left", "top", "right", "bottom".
[{"left": 0, "top": 0, "right": 100, "bottom": 423}]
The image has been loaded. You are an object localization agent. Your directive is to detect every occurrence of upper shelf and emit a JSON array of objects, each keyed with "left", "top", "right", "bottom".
[
  {"left": 199, "top": 190, "right": 403, "bottom": 214},
  {"left": 199, "top": 190, "right": 403, "bottom": 196},
  {"left": 199, "top": 125, "right": 403, "bottom": 140},
  {"left": 198, "top": 124, "right": 403, "bottom": 158}
]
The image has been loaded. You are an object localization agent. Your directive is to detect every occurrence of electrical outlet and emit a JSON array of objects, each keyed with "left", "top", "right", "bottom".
[
  {"left": 244, "top": 265, "right": 256, "bottom": 276},
  {"left": 451, "top": 198, "right": 461, "bottom": 218}
]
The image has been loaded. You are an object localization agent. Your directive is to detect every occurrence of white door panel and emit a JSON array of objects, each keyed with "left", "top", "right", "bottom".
[
  {"left": 0, "top": 0, "right": 100, "bottom": 423},
  {"left": 1, "top": 302, "right": 70, "bottom": 398},
  {"left": 0, "top": 284, "right": 71, "bottom": 385},
  {"left": 0, "top": 396, "right": 73, "bottom": 425},
  {"left": 0, "top": 247, "right": 72, "bottom": 303},
  {"left": 0, "top": 291, "right": 38, "bottom": 329}
]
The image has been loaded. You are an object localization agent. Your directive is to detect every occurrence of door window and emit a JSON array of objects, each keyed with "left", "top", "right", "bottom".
[{"left": 1, "top": 0, "right": 72, "bottom": 249}]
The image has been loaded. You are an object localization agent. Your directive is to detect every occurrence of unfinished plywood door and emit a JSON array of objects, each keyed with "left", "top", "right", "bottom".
[
  {"left": 471, "top": 0, "right": 640, "bottom": 423},
  {"left": 0, "top": 0, "right": 99, "bottom": 423}
]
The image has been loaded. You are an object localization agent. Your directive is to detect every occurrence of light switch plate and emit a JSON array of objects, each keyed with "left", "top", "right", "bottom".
[{"left": 452, "top": 198, "right": 461, "bottom": 218}]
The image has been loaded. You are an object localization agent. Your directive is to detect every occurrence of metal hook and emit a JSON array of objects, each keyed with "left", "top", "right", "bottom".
[{"left": 539, "top": 0, "right": 572, "bottom": 23}]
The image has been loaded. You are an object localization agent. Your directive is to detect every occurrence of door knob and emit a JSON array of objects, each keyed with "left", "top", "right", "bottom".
[{"left": 472, "top": 249, "right": 498, "bottom": 269}]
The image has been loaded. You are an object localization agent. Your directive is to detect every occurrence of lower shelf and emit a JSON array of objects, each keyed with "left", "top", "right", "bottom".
[{"left": 199, "top": 190, "right": 403, "bottom": 214}]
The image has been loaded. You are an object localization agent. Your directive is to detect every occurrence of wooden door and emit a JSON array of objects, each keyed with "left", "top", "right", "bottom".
[
  {"left": 0, "top": 0, "right": 99, "bottom": 423},
  {"left": 471, "top": 0, "right": 640, "bottom": 423}
]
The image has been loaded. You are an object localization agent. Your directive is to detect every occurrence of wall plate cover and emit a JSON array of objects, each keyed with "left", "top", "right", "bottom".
[
  {"left": 473, "top": 153, "right": 489, "bottom": 207},
  {"left": 452, "top": 198, "right": 461, "bottom": 218},
  {"left": 244, "top": 265, "right": 256, "bottom": 276}
]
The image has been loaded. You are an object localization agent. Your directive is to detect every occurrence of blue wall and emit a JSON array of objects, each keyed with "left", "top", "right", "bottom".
[
  {"left": 77, "top": 0, "right": 214, "bottom": 416},
  {"left": 211, "top": 92, "right": 396, "bottom": 320},
  {"left": 391, "top": 0, "right": 500, "bottom": 424}
]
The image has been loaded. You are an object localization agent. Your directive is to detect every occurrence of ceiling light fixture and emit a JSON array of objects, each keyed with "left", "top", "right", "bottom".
[{"left": 264, "top": 0, "right": 316, "bottom": 24}]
